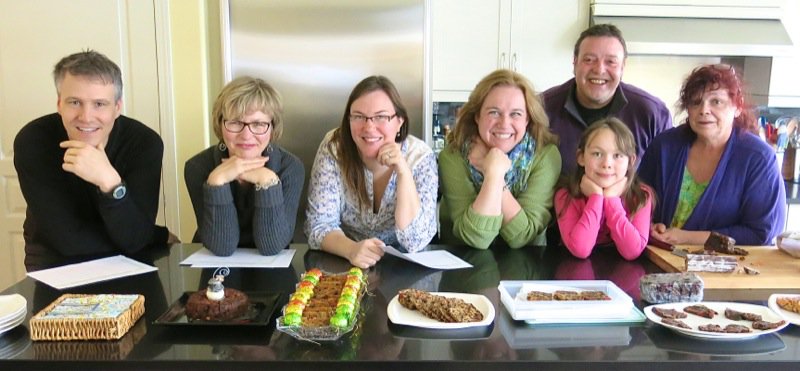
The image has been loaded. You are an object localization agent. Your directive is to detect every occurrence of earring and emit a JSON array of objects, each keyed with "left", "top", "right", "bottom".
[
  {"left": 396, "top": 132, "right": 401, "bottom": 139},
  {"left": 218, "top": 142, "right": 227, "bottom": 152}
]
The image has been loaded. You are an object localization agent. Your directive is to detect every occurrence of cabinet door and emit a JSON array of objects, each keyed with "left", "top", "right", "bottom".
[
  {"left": 432, "top": 0, "right": 505, "bottom": 98},
  {"left": 768, "top": 57, "right": 800, "bottom": 107},
  {"left": 510, "top": 0, "right": 587, "bottom": 92}
]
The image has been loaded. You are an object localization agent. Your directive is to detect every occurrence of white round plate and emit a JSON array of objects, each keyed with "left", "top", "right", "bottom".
[
  {"left": 0, "top": 313, "right": 25, "bottom": 336},
  {"left": 644, "top": 301, "right": 789, "bottom": 341},
  {"left": 768, "top": 294, "right": 800, "bottom": 326},
  {"left": 0, "top": 295, "right": 26, "bottom": 324},
  {"left": 387, "top": 292, "right": 495, "bottom": 329}
]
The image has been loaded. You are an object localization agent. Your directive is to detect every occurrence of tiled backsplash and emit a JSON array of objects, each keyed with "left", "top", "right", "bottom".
[{"left": 760, "top": 106, "right": 800, "bottom": 182}]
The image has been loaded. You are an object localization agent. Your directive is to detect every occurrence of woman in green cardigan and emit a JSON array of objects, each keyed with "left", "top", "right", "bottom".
[{"left": 439, "top": 69, "right": 561, "bottom": 249}]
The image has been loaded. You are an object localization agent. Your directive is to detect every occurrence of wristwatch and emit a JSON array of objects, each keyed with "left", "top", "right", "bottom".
[{"left": 101, "top": 182, "right": 127, "bottom": 200}]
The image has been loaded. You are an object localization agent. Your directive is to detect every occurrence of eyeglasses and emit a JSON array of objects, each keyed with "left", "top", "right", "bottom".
[
  {"left": 349, "top": 114, "right": 397, "bottom": 125},
  {"left": 223, "top": 120, "right": 272, "bottom": 135}
]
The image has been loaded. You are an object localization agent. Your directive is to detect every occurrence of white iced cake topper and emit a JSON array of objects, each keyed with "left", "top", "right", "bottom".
[{"left": 206, "top": 267, "right": 230, "bottom": 301}]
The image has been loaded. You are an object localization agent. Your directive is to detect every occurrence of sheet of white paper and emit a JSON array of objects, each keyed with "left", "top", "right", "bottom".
[
  {"left": 382, "top": 245, "right": 472, "bottom": 270},
  {"left": 180, "top": 248, "right": 295, "bottom": 268},
  {"left": 27, "top": 255, "right": 157, "bottom": 290}
]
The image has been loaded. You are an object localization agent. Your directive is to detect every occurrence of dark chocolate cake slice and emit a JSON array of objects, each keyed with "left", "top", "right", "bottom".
[{"left": 704, "top": 231, "right": 748, "bottom": 255}]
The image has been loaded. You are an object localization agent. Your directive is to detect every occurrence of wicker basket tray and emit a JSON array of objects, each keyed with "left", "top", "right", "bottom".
[
  {"left": 29, "top": 294, "right": 145, "bottom": 341},
  {"left": 31, "top": 319, "right": 146, "bottom": 359}
]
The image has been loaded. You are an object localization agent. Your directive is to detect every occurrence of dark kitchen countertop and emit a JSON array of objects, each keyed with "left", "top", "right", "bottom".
[{"left": 1, "top": 243, "right": 799, "bottom": 371}]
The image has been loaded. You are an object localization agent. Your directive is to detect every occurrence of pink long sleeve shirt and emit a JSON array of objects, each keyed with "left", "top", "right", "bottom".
[{"left": 554, "top": 187, "right": 652, "bottom": 261}]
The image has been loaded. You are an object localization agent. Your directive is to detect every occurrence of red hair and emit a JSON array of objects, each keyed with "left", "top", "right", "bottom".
[{"left": 678, "top": 64, "right": 757, "bottom": 135}]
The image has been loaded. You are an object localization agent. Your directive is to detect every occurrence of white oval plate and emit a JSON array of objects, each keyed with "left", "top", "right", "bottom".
[
  {"left": 388, "top": 292, "right": 495, "bottom": 329},
  {"left": 768, "top": 294, "right": 800, "bottom": 326},
  {"left": 644, "top": 301, "right": 789, "bottom": 340}
]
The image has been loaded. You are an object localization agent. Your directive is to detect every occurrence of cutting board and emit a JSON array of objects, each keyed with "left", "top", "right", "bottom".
[{"left": 645, "top": 245, "right": 800, "bottom": 291}]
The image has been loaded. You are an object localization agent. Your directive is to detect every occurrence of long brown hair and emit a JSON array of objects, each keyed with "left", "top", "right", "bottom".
[
  {"left": 558, "top": 117, "right": 652, "bottom": 216},
  {"left": 329, "top": 76, "right": 410, "bottom": 209},
  {"left": 445, "top": 69, "right": 557, "bottom": 153}
]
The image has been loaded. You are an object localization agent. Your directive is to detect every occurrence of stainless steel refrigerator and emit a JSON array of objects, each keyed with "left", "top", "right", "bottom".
[{"left": 221, "top": 0, "right": 427, "bottom": 241}]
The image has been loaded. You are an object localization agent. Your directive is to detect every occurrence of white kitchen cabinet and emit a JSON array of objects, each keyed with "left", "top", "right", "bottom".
[
  {"left": 768, "top": 56, "right": 800, "bottom": 107},
  {"left": 431, "top": 0, "right": 506, "bottom": 102},
  {"left": 431, "top": 0, "right": 588, "bottom": 102}
]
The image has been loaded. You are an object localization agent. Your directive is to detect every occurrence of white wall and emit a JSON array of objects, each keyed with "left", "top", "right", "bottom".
[{"left": 624, "top": 55, "right": 721, "bottom": 125}]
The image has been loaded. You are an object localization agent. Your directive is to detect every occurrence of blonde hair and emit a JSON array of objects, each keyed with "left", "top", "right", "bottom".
[
  {"left": 446, "top": 69, "right": 557, "bottom": 152},
  {"left": 211, "top": 76, "right": 284, "bottom": 141}
]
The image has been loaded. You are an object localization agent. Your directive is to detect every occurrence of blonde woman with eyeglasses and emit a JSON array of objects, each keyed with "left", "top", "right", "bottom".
[
  {"left": 184, "top": 76, "right": 304, "bottom": 256},
  {"left": 305, "top": 76, "right": 438, "bottom": 269}
]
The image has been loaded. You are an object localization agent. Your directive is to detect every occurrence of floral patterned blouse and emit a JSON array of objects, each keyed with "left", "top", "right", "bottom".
[
  {"left": 305, "top": 130, "right": 438, "bottom": 253},
  {"left": 671, "top": 166, "right": 709, "bottom": 229}
]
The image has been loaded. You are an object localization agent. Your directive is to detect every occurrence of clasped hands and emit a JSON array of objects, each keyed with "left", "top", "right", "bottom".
[
  {"left": 468, "top": 140, "right": 511, "bottom": 179},
  {"left": 207, "top": 155, "right": 277, "bottom": 187},
  {"left": 579, "top": 175, "right": 628, "bottom": 198}
]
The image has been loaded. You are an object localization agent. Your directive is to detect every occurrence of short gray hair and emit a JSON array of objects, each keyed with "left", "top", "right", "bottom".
[{"left": 53, "top": 50, "right": 123, "bottom": 102}]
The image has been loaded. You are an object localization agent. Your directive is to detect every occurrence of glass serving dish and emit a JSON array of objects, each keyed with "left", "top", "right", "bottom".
[{"left": 275, "top": 270, "right": 367, "bottom": 342}]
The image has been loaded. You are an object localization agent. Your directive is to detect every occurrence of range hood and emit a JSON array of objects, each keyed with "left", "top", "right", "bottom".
[{"left": 591, "top": 0, "right": 795, "bottom": 57}]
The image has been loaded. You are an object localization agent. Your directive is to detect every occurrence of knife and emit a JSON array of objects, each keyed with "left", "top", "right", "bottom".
[
  {"left": 649, "top": 236, "right": 674, "bottom": 251},
  {"left": 649, "top": 236, "right": 688, "bottom": 257}
]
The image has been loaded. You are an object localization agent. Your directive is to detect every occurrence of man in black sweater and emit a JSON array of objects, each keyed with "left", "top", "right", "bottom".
[{"left": 14, "top": 50, "right": 171, "bottom": 271}]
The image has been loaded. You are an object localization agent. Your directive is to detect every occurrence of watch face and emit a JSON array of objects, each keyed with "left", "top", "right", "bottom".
[{"left": 112, "top": 184, "right": 127, "bottom": 199}]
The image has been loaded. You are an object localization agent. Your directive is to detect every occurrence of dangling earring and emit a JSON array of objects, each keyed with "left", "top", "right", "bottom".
[{"left": 218, "top": 142, "right": 227, "bottom": 152}]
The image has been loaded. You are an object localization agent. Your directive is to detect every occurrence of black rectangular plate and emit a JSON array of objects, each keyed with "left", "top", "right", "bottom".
[{"left": 153, "top": 291, "right": 282, "bottom": 327}]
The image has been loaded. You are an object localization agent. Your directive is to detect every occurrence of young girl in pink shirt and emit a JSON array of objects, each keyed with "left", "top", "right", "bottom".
[{"left": 554, "top": 118, "right": 653, "bottom": 260}]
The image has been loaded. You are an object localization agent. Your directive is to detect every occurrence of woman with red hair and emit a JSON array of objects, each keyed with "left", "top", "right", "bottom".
[{"left": 639, "top": 64, "right": 786, "bottom": 246}]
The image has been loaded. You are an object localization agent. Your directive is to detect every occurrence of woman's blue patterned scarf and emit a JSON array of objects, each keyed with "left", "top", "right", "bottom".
[{"left": 463, "top": 133, "right": 535, "bottom": 196}]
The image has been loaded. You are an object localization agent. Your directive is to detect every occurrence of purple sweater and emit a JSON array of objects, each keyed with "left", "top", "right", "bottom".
[
  {"left": 638, "top": 125, "right": 786, "bottom": 245},
  {"left": 541, "top": 79, "right": 672, "bottom": 174}
]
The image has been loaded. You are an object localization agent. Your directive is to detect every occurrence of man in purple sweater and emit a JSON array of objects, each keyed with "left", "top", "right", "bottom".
[{"left": 541, "top": 24, "right": 672, "bottom": 174}]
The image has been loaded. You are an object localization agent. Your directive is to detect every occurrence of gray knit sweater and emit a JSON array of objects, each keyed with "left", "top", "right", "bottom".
[{"left": 184, "top": 143, "right": 304, "bottom": 256}]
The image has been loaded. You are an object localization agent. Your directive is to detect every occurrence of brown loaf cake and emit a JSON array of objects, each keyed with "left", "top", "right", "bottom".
[
  {"left": 301, "top": 274, "right": 347, "bottom": 327},
  {"left": 185, "top": 288, "right": 250, "bottom": 321}
]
